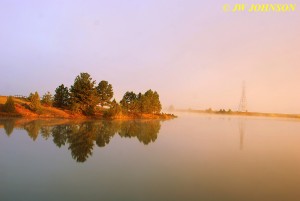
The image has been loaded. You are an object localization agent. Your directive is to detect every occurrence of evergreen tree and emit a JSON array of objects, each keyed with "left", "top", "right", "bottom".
[
  {"left": 120, "top": 91, "right": 137, "bottom": 112},
  {"left": 120, "top": 90, "right": 162, "bottom": 114},
  {"left": 3, "top": 96, "right": 16, "bottom": 113},
  {"left": 41, "top": 91, "right": 53, "bottom": 106},
  {"left": 135, "top": 93, "right": 143, "bottom": 113},
  {"left": 141, "top": 90, "right": 162, "bottom": 114},
  {"left": 53, "top": 84, "right": 70, "bottom": 108},
  {"left": 96, "top": 80, "right": 113, "bottom": 107},
  {"left": 152, "top": 91, "right": 162, "bottom": 113},
  {"left": 69, "top": 72, "right": 99, "bottom": 115}
]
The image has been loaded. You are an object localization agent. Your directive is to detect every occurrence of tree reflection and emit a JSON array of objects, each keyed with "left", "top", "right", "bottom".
[
  {"left": 95, "top": 121, "right": 119, "bottom": 147},
  {"left": 40, "top": 126, "right": 52, "bottom": 140},
  {"left": 24, "top": 120, "right": 43, "bottom": 141},
  {"left": 52, "top": 125, "right": 70, "bottom": 147},
  {"left": 67, "top": 122, "right": 97, "bottom": 162},
  {"left": 1, "top": 119, "right": 16, "bottom": 136},
  {"left": 0, "top": 119, "right": 162, "bottom": 163},
  {"left": 119, "top": 120, "right": 161, "bottom": 145}
]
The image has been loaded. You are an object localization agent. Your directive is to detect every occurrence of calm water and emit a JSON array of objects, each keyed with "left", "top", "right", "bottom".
[{"left": 1, "top": 113, "right": 300, "bottom": 201}]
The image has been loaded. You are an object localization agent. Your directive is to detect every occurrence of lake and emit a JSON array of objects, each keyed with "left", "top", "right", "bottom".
[{"left": 1, "top": 113, "right": 300, "bottom": 201}]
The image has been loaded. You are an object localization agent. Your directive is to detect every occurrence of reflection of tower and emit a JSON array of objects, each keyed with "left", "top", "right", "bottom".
[
  {"left": 238, "top": 120, "right": 245, "bottom": 150},
  {"left": 238, "top": 82, "right": 247, "bottom": 112}
]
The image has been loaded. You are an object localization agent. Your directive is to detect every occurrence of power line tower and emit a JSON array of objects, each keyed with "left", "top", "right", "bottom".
[{"left": 238, "top": 81, "right": 247, "bottom": 112}]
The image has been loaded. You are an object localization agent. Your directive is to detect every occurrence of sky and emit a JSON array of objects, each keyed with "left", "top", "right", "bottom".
[{"left": 0, "top": 0, "right": 300, "bottom": 113}]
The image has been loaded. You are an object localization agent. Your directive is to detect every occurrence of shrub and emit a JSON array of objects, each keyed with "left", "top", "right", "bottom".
[
  {"left": 104, "top": 99, "right": 122, "bottom": 118},
  {"left": 3, "top": 96, "right": 16, "bottom": 113},
  {"left": 41, "top": 91, "right": 53, "bottom": 106},
  {"left": 29, "top": 92, "right": 42, "bottom": 112}
]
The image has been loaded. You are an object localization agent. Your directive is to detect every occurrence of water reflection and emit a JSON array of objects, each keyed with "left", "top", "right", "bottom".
[
  {"left": 238, "top": 120, "right": 245, "bottom": 150},
  {"left": 2, "top": 119, "right": 15, "bottom": 136},
  {"left": 0, "top": 119, "right": 161, "bottom": 163}
]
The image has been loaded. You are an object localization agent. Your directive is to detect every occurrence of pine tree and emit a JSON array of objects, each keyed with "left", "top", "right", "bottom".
[
  {"left": 53, "top": 84, "right": 70, "bottom": 108},
  {"left": 120, "top": 90, "right": 162, "bottom": 114},
  {"left": 152, "top": 91, "right": 162, "bottom": 113},
  {"left": 69, "top": 73, "right": 99, "bottom": 115},
  {"left": 141, "top": 90, "right": 162, "bottom": 114},
  {"left": 120, "top": 91, "right": 137, "bottom": 112},
  {"left": 96, "top": 80, "right": 114, "bottom": 107}
]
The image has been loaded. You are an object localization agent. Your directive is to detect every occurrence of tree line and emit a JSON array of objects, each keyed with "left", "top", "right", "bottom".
[{"left": 3, "top": 72, "right": 162, "bottom": 116}]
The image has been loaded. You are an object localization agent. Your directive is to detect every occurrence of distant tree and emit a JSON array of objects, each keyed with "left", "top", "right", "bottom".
[
  {"left": 53, "top": 84, "right": 70, "bottom": 108},
  {"left": 168, "top": 105, "right": 175, "bottom": 112},
  {"left": 69, "top": 73, "right": 99, "bottom": 115},
  {"left": 3, "top": 96, "right": 16, "bottom": 113},
  {"left": 29, "top": 92, "right": 41, "bottom": 112},
  {"left": 205, "top": 108, "right": 213, "bottom": 113},
  {"left": 218, "top": 109, "right": 226, "bottom": 113},
  {"left": 96, "top": 80, "right": 114, "bottom": 107},
  {"left": 41, "top": 91, "right": 53, "bottom": 107}
]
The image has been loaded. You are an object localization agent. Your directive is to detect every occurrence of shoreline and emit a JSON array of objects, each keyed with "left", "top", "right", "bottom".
[
  {"left": 0, "top": 96, "right": 176, "bottom": 120},
  {"left": 175, "top": 109, "right": 300, "bottom": 120},
  {"left": 0, "top": 111, "right": 176, "bottom": 120}
]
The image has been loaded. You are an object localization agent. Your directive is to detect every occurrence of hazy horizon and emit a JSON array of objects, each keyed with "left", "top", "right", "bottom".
[{"left": 1, "top": 1, "right": 300, "bottom": 113}]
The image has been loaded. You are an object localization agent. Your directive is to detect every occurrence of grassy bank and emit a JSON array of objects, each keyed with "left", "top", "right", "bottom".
[{"left": 0, "top": 96, "right": 176, "bottom": 120}]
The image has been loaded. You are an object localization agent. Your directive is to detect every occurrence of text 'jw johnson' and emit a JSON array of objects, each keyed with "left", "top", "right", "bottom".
[{"left": 223, "top": 4, "right": 296, "bottom": 13}]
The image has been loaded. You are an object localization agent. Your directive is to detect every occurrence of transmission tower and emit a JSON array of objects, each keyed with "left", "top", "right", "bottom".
[{"left": 238, "top": 82, "right": 247, "bottom": 112}]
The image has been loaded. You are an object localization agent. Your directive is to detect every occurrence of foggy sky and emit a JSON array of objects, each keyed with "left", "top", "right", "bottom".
[{"left": 1, "top": 0, "right": 300, "bottom": 113}]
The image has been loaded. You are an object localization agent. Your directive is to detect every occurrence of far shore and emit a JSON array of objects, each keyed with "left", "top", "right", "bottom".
[{"left": 175, "top": 109, "right": 300, "bottom": 120}]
